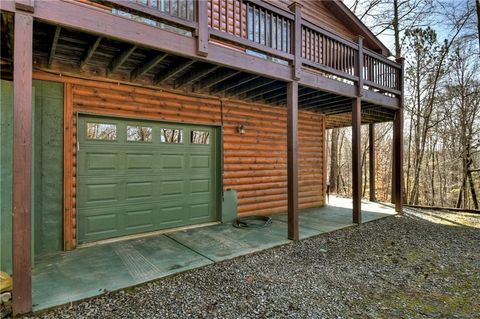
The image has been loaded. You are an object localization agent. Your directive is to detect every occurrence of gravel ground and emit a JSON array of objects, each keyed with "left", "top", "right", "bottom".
[{"left": 25, "top": 208, "right": 479, "bottom": 319}]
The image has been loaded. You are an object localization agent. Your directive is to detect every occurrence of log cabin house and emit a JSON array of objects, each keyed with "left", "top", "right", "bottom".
[{"left": 0, "top": 0, "right": 404, "bottom": 314}]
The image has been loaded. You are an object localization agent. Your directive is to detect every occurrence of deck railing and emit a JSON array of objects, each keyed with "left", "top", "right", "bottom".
[{"left": 89, "top": 0, "right": 402, "bottom": 95}]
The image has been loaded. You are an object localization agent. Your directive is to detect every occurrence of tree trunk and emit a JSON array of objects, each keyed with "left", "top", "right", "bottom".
[
  {"left": 468, "top": 170, "right": 479, "bottom": 209},
  {"left": 476, "top": 0, "right": 480, "bottom": 50},
  {"left": 329, "top": 128, "right": 340, "bottom": 193}
]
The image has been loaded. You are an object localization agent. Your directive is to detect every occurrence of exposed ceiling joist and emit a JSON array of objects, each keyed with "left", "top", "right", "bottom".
[
  {"left": 48, "top": 26, "right": 61, "bottom": 67},
  {"left": 211, "top": 74, "right": 260, "bottom": 95},
  {"left": 80, "top": 36, "right": 102, "bottom": 70},
  {"left": 108, "top": 44, "right": 137, "bottom": 75},
  {"left": 194, "top": 69, "right": 241, "bottom": 91},
  {"left": 245, "top": 83, "right": 286, "bottom": 101},
  {"left": 154, "top": 59, "right": 195, "bottom": 85},
  {"left": 174, "top": 65, "right": 220, "bottom": 89},
  {"left": 229, "top": 78, "right": 276, "bottom": 98},
  {"left": 130, "top": 53, "right": 168, "bottom": 81}
]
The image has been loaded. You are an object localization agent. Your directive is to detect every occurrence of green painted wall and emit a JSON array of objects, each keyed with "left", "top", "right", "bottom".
[
  {"left": 1, "top": 80, "right": 13, "bottom": 274},
  {"left": 32, "top": 80, "right": 64, "bottom": 255},
  {"left": 0, "top": 80, "right": 64, "bottom": 273}
]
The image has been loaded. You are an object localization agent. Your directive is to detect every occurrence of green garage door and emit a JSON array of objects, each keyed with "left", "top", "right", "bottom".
[{"left": 77, "top": 116, "right": 219, "bottom": 243}]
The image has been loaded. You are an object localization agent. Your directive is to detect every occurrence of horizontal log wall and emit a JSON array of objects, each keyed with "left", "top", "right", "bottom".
[
  {"left": 223, "top": 99, "right": 324, "bottom": 215},
  {"left": 35, "top": 73, "right": 324, "bottom": 245}
]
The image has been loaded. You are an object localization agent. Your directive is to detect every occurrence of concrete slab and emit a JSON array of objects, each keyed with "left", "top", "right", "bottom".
[
  {"left": 32, "top": 235, "right": 212, "bottom": 311},
  {"left": 31, "top": 196, "right": 396, "bottom": 311},
  {"left": 166, "top": 221, "right": 291, "bottom": 262}
]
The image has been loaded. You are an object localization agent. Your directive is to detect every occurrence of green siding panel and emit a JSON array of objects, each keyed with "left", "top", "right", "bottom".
[
  {"left": 32, "top": 80, "right": 64, "bottom": 255},
  {"left": 0, "top": 80, "right": 63, "bottom": 272},
  {"left": 0, "top": 80, "right": 13, "bottom": 274},
  {"left": 77, "top": 116, "right": 219, "bottom": 243}
]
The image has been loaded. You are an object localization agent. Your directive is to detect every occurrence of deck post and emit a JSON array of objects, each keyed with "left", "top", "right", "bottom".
[
  {"left": 196, "top": 0, "right": 209, "bottom": 56},
  {"left": 289, "top": 1, "right": 302, "bottom": 81},
  {"left": 393, "top": 57, "right": 405, "bottom": 213},
  {"left": 287, "top": 81, "right": 299, "bottom": 241},
  {"left": 12, "top": 11, "right": 34, "bottom": 315},
  {"left": 369, "top": 123, "right": 376, "bottom": 202},
  {"left": 393, "top": 109, "right": 403, "bottom": 213},
  {"left": 352, "top": 97, "right": 362, "bottom": 224},
  {"left": 391, "top": 151, "right": 396, "bottom": 204},
  {"left": 352, "top": 36, "right": 363, "bottom": 224}
]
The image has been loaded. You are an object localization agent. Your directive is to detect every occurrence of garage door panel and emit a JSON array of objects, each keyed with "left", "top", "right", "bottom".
[
  {"left": 80, "top": 211, "right": 119, "bottom": 242},
  {"left": 190, "top": 179, "right": 210, "bottom": 194},
  {"left": 125, "top": 209, "right": 155, "bottom": 232},
  {"left": 78, "top": 116, "right": 218, "bottom": 243},
  {"left": 159, "top": 205, "right": 189, "bottom": 225},
  {"left": 79, "top": 152, "right": 120, "bottom": 175},
  {"left": 126, "top": 181, "right": 154, "bottom": 200},
  {"left": 126, "top": 153, "right": 155, "bottom": 170},
  {"left": 190, "top": 155, "right": 210, "bottom": 168},
  {"left": 160, "top": 180, "right": 185, "bottom": 196},
  {"left": 190, "top": 204, "right": 211, "bottom": 220},
  {"left": 82, "top": 182, "right": 121, "bottom": 206},
  {"left": 161, "top": 154, "right": 185, "bottom": 169}
]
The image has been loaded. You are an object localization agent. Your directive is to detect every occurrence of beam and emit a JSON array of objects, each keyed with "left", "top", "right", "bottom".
[
  {"left": 15, "top": 0, "right": 35, "bottom": 12},
  {"left": 79, "top": 36, "right": 102, "bottom": 70},
  {"left": 287, "top": 81, "right": 299, "bottom": 241},
  {"left": 369, "top": 123, "right": 376, "bottom": 202},
  {"left": 12, "top": 12, "right": 33, "bottom": 315},
  {"left": 47, "top": 26, "right": 61, "bottom": 67},
  {"left": 130, "top": 53, "right": 168, "bottom": 81},
  {"left": 194, "top": 69, "right": 241, "bottom": 91},
  {"left": 174, "top": 65, "right": 220, "bottom": 89},
  {"left": 352, "top": 97, "right": 362, "bottom": 224},
  {"left": 154, "top": 59, "right": 195, "bottom": 85},
  {"left": 108, "top": 44, "right": 137, "bottom": 75}
]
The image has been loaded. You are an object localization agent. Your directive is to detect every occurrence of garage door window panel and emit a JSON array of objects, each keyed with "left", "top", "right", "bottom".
[
  {"left": 191, "top": 130, "right": 210, "bottom": 145},
  {"left": 160, "top": 128, "right": 183, "bottom": 144},
  {"left": 127, "top": 125, "right": 153, "bottom": 142},
  {"left": 86, "top": 122, "right": 117, "bottom": 141}
]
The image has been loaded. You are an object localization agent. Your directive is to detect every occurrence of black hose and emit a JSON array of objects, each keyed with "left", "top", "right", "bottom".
[{"left": 232, "top": 216, "right": 272, "bottom": 229}]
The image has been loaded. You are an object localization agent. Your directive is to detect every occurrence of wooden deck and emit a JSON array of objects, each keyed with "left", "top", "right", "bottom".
[{"left": 0, "top": 0, "right": 402, "bottom": 127}]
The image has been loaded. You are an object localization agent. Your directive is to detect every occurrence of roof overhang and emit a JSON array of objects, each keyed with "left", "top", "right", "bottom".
[{"left": 325, "top": 0, "right": 392, "bottom": 57}]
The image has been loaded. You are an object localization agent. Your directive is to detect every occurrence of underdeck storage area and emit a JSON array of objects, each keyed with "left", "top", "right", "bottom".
[{"left": 32, "top": 196, "right": 395, "bottom": 311}]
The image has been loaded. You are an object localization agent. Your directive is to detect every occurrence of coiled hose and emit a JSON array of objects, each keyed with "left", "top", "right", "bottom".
[{"left": 232, "top": 216, "right": 272, "bottom": 229}]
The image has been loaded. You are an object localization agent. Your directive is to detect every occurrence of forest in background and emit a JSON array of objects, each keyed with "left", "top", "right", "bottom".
[{"left": 327, "top": 0, "right": 480, "bottom": 209}]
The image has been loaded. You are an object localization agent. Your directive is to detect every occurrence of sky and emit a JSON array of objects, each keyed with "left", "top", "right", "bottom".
[{"left": 342, "top": 0, "right": 478, "bottom": 56}]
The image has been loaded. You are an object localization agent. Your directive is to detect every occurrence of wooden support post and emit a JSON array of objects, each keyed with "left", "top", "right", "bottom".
[
  {"left": 196, "top": 0, "right": 209, "bottom": 57},
  {"left": 287, "top": 81, "right": 299, "bottom": 241},
  {"left": 393, "top": 57, "right": 405, "bottom": 213},
  {"left": 352, "top": 97, "right": 362, "bottom": 224},
  {"left": 369, "top": 123, "right": 376, "bottom": 202},
  {"left": 12, "top": 11, "right": 33, "bottom": 315},
  {"left": 289, "top": 1, "right": 302, "bottom": 81},
  {"left": 352, "top": 35, "right": 364, "bottom": 223},
  {"left": 391, "top": 150, "right": 396, "bottom": 204},
  {"left": 393, "top": 108, "right": 403, "bottom": 213}
]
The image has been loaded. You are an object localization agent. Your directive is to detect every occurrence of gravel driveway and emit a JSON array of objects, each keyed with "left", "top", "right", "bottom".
[{"left": 26, "top": 208, "right": 479, "bottom": 319}]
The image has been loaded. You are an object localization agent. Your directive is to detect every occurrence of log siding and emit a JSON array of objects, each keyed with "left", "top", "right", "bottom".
[{"left": 34, "top": 73, "right": 324, "bottom": 247}]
